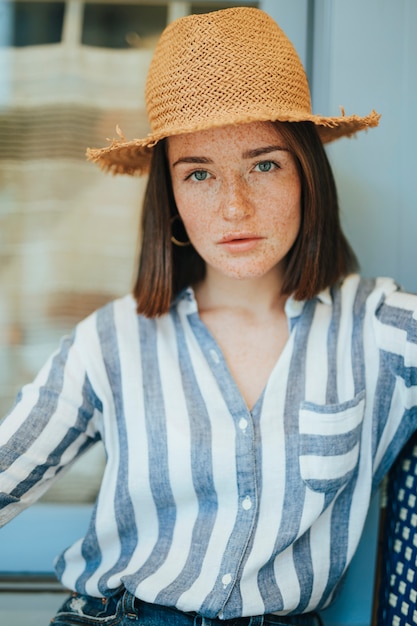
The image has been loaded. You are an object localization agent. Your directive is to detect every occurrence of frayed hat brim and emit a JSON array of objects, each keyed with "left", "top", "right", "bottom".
[{"left": 86, "top": 109, "right": 381, "bottom": 176}]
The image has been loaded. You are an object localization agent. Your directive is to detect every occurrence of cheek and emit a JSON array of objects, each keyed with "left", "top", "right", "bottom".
[
  {"left": 179, "top": 206, "right": 209, "bottom": 238},
  {"left": 269, "top": 188, "right": 301, "bottom": 238},
  {"left": 174, "top": 190, "right": 212, "bottom": 236}
]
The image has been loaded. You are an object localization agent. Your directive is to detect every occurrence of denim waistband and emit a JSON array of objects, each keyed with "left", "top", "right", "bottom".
[{"left": 124, "top": 591, "right": 323, "bottom": 626}]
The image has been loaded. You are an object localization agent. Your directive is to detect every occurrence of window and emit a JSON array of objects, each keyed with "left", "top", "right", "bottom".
[{"left": 4, "top": 1, "right": 66, "bottom": 46}]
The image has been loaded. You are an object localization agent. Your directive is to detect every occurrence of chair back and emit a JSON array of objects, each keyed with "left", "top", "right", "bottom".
[{"left": 372, "top": 432, "right": 417, "bottom": 625}]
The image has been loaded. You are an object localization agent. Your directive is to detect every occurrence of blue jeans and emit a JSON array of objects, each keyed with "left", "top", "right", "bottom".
[{"left": 50, "top": 590, "right": 323, "bottom": 625}]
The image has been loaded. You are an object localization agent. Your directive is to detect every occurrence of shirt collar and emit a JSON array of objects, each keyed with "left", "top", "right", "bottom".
[
  {"left": 284, "top": 287, "right": 332, "bottom": 319},
  {"left": 173, "top": 286, "right": 199, "bottom": 314},
  {"left": 174, "top": 286, "right": 333, "bottom": 318}
]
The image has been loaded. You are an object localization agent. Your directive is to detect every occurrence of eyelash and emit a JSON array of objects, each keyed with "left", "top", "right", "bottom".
[
  {"left": 186, "top": 170, "right": 210, "bottom": 182},
  {"left": 184, "top": 159, "right": 280, "bottom": 182},
  {"left": 254, "top": 160, "right": 280, "bottom": 172}
]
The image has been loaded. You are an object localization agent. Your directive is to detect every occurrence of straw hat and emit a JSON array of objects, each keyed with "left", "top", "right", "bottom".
[{"left": 86, "top": 7, "right": 380, "bottom": 176}]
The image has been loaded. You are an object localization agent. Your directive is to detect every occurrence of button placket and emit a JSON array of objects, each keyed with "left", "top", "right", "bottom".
[
  {"left": 242, "top": 495, "right": 252, "bottom": 510},
  {"left": 239, "top": 417, "right": 248, "bottom": 431},
  {"left": 187, "top": 313, "right": 260, "bottom": 616},
  {"left": 209, "top": 348, "right": 220, "bottom": 364}
]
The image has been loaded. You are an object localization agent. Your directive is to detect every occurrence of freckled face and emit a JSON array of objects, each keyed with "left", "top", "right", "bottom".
[{"left": 167, "top": 122, "right": 301, "bottom": 283}]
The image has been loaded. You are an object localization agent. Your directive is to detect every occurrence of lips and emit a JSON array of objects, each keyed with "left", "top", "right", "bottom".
[
  {"left": 218, "top": 233, "right": 264, "bottom": 252},
  {"left": 219, "top": 231, "right": 262, "bottom": 243}
]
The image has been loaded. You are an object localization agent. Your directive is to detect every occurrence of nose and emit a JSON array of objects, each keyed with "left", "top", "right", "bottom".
[{"left": 220, "top": 178, "right": 254, "bottom": 221}]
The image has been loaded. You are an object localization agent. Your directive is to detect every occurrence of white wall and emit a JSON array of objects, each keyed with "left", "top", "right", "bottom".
[{"left": 312, "top": 0, "right": 417, "bottom": 292}]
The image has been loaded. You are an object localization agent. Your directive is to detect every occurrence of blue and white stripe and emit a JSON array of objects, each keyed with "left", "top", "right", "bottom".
[{"left": 1, "top": 274, "right": 417, "bottom": 618}]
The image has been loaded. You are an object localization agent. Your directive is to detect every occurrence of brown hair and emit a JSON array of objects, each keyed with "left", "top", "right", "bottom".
[{"left": 133, "top": 121, "right": 358, "bottom": 318}]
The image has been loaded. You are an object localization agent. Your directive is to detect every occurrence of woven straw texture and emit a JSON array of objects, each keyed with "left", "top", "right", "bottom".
[{"left": 87, "top": 7, "right": 380, "bottom": 176}]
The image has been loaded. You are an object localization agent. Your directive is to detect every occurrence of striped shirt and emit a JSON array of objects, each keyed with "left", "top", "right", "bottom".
[{"left": 1, "top": 274, "right": 417, "bottom": 618}]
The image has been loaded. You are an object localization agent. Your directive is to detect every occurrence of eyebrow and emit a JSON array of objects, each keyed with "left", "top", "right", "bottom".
[
  {"left": 242, "top": 145, "right": 289, "bottom": 159},
  {"left": 172, "top": 156, "right": 213, "bottom": 167},
  {"left": 171, "top": 145, "right": 289, "bottom": 167}
]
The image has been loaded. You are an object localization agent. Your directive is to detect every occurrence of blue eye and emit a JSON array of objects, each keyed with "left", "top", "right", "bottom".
[
  {"left": 256, "top": 161, "right": 275, "bottom": 172},
  {"left": 190, "top": 170, "right": 209, "bottom": 181}
]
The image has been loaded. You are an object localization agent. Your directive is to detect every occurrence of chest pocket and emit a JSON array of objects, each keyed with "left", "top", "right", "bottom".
[{"left": 298, "top": 391, "right": 365, "bottom": 493}]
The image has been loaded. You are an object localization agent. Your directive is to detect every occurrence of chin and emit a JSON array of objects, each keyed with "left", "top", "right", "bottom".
[{"left": 215, "top": 265, "right": 279, "bottom": 282}]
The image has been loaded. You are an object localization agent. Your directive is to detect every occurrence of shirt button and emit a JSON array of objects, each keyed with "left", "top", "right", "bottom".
[
  {"left": 209, "top": 349, "right": 220, "bottom": 364},
  {"left": 242, "top": 496, "right": 252, "bottom": 510},
  {"left": 222, "top": 573, "right": 232, "bottom": 586},
  {"left": 238, "top": 418, "right": 248, "bottom": 431}
]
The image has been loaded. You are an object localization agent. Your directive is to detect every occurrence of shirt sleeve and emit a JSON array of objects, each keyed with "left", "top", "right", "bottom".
[{"left": 0, "top": 327, "right": 103, "bottom": 526}]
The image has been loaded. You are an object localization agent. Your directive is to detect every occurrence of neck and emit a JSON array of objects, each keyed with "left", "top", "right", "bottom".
[{"left": 194, "top": 266, "right": 287, "bottom": 316}]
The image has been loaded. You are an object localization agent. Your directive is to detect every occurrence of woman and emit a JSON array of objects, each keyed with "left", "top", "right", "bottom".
[{"left": 1, "top": 7, "right": 415, "bottom": 626}]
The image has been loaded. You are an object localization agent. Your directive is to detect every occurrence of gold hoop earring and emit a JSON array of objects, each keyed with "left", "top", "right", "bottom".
[{"left": 170, "top": 215, "right": 191, "bottom": 247}]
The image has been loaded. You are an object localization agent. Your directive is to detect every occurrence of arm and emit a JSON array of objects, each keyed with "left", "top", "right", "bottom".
[
  {"left": 0, "top": 329, "right": 103, "bottom": 526},
  {"left": 372, "top": 285, "right": 417, "bottom": 484}
]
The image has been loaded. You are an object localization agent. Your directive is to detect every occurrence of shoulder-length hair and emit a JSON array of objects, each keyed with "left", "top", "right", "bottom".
[{"left": 133, "top": 121, "right": 358, "bottom": 317}]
